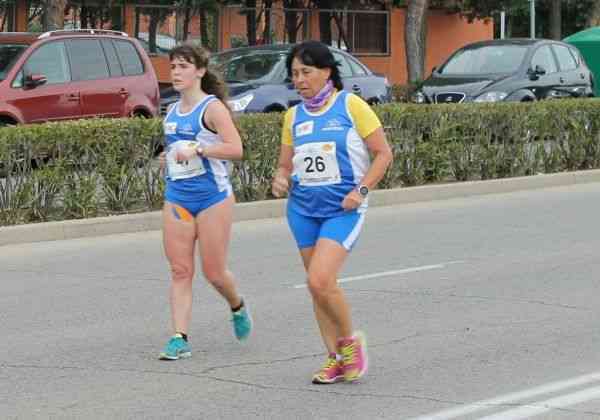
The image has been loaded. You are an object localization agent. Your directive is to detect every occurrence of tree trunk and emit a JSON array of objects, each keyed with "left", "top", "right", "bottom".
[
  {"left": 404, "top": 0, "right": 429, "bottom": 83},
  {"left": 149, "top": 10, "right": 159, "bottom": 54},
  {"left": 200, "top": 9, "right": 210, "bottom": 49},
  {"left": 318, "top": 0, "right": 333, "bottom": 44},
  {"left": 45, "top": 0, "right": 68, "bottom": 30},
  {"left": 246, "top": 0, "right": 257, "bottom": 46},
  {"left": 548, "top": 0, "right": 561, "bottom": 40},
  {"left": 587, "top": 0, "right": 600, "bottom": 27},
  {"left": 284, "top": 0, "right": 302, "bottom": 43},
  {"left": 262, "top": 0, "right": 273, "bottom": 44}
]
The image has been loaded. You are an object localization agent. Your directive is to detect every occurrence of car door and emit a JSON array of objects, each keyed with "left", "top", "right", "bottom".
[
  {"left": 527, "top": 45, "right": 561, "bottom": 100},
  {"left": 8, "top": 41, "right": 80, "bottom": 123},
  {"left": 551, "top": 43, "right": 586, "bottom": 98},
  {"left": 66, "top": 38, "right": 126, "bottom": 118}
]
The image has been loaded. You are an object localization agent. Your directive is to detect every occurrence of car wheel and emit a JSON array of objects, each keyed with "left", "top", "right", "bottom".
[
  {"left": 264, "top": 105, "right": 286, "bottom": 113},
  {"left": 0, "top": 117, "right": 17, "bottom": 127}
]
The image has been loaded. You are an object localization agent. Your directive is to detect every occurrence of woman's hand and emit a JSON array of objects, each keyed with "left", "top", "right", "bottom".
[
  {"left": 341, "top": 189, "right": 364, "bottom": 210},
  {"left": 174, "top": 145, "right": 198, "bottom": 163},
  {"left": 272, "top": 172, "right": 290, "bottom": 198},
  {"left": 158, "top": 151, "right": 166, "bottom": 173}
]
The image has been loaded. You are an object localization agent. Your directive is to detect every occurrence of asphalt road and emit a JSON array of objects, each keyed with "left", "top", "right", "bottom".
[{"left": 3, "top": 183, "right": 600, "bottom": 419}]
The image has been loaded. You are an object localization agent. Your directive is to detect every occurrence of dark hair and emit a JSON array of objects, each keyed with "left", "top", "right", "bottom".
[
  {"left": 169, "top": 43, "right": 228, "bottom": 102},
  {"left": 286, "top": 40, "right": 343, "bottom": 91}
]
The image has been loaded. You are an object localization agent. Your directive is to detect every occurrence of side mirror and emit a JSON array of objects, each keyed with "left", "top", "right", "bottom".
[
  {"left": 431, "top": 66, "right": 437, "bottom": 74},
  {"left": 24, "top": 73, "right": 47, "bottom": 88},
  {"left": 535, "top": 65, "right": 547, "bottom": 75},
  {"left": 527, "top": 65, "right": 546, "bottom": 80}
]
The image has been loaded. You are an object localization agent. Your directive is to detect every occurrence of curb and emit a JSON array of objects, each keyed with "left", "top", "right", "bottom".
[{"left": 2, "top": 169, "right": 600, "bottom": 247}]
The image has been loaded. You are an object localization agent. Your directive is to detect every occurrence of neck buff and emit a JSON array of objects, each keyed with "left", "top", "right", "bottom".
[{"left": 303, "top": 80, "right": 335, "bottom": 112}]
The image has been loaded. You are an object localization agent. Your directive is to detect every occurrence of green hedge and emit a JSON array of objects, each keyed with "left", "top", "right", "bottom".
[{"left": 1, "top": 99, "right": 600, "bottom": 226}]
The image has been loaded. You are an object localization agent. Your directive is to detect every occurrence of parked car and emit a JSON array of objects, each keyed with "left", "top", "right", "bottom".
[
  {"left": 412, "top": 38, "right": 594, "bottom": 104},
  {"left": 0, "top": 29, "right": 160, "bottom": 126},
  {"left": 160, "top": 44, "right": 391, "bottom": 114}
]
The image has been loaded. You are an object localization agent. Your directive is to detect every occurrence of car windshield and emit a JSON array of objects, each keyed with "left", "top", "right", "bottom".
[
  {"left": 439, "top": 44, "right": 528, "bottom": 75},
  {"left": 0, "top": 44, "right": 27, "bottom": 81},
  {"left": 210, "top": 51, "right": 285, "bottom": 83}
]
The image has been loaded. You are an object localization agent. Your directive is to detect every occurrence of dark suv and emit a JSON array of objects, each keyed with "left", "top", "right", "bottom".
[
  {"left": 413, "top": 39, "right": 594, "bottom": 104},
  {"left": 0, "top": 29, "right": 159, "bottom": 125}
]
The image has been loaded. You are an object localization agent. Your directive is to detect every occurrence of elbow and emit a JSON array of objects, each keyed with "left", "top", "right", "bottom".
[
  {"left": 380, "top": 147, "right": 393, "bottom": 168},
  {"left": 234, "top": 145, "right": 244, "bottom": 161}
]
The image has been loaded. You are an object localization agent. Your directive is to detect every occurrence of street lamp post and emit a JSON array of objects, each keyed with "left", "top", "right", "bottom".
[{"left": 530, "top": 0, "right": 536, "bottom": 39}]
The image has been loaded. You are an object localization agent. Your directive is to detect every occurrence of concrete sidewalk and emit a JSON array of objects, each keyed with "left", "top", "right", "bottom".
[{"left": 2, "top": 169, "right": 600, "bottom": 247}]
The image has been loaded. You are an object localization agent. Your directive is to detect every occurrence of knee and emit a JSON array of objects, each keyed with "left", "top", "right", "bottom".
[
  {"left": 202, "top": 264, "right": 227, "bottom": 289},
  {"left": 307, "top": 271, "right": 334, "bottom": 301},
  {"left": 170, "top": 262, "right": 193, "bottom": 284}
]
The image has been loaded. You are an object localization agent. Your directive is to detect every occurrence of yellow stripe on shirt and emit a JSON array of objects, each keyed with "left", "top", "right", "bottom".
[
  {"left": 281, "top": 106, "right": 296, "bottom": 146},
  {"left": 346, "top": 93, "right": 382, "bottom": 140}
]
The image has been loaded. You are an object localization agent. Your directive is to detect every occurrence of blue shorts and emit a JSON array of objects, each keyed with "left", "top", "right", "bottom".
[
  {"left": 287, "top": 206, "right": 365, "bottom": 251},
  {"left": 166, "top": 189, "right": 229, "bottom": 220}
]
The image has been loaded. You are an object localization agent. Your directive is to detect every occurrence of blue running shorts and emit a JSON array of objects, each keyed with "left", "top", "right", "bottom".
[
  {"left": 166, "top": 189, "right": 229, "bottom": 220},
  {"left": 287, "top": 206, "right": 365, "bottom": 251}
]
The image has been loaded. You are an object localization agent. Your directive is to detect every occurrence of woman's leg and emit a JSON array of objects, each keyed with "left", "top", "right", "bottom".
[
  {"left": 163, "top": 202, "right": 198, "bottom": 335},
  {"left": 299, "top": 248, "right": 338, "bottom": 355},
  {"left": 306, "top": 238, "right": 353, "bottom": 341},
  {"left": 195, "top": 195, "right": 242, "bottom": 309}
]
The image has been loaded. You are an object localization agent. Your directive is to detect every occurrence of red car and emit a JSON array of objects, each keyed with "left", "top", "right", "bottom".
[{"left": 0, "top": 29, "right": 159, "bottom": 125}]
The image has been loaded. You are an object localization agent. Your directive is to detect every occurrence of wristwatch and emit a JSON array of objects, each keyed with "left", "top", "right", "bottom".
[
  {"left": 357, "top": 184, "right": 369, "bottom": 198},
  {"left": 196, "top": 146, "right": 204, "bottom": 157}
]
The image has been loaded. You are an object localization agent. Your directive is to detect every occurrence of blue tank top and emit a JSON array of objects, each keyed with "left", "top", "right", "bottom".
[
  {"left": 163, "top": 95, "right": 232, "bottom": 202},
  {"left": 288, "top": 91, "right": 370, "bottom": 218}
]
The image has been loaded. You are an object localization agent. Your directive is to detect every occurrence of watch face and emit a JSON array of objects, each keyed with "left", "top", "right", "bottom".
[{"left": 359, "top": 186, "right": 369, "bottom": 197}]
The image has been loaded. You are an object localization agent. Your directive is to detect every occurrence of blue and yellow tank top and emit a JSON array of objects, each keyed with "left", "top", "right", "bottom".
[{"left": 281, "top": 90, "right": 382, "bottom": 218}]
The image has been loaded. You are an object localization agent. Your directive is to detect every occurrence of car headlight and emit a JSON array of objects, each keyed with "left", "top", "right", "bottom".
[
  {"left": 412, "top": 91, "right": 426, "bottom": 104},
  {"left": 474, "top": 92, "right": 507, "bottom": 102},
  {"left": 228, "top": 94, "right": 254, "bottom": 112}
]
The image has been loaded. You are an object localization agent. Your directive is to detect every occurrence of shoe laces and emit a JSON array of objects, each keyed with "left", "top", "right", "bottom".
[
  {"left": 168, "top": 336, "right": 184, "bottom": 348},
  {"left": 341, "top": 340, "right": 357, "bottom": 365},
  {"left": 321, "top": 356, "right": 338, "bottom": 371},
  {"left": 315, "top": 357, "right": 338, "bottom": 379}
]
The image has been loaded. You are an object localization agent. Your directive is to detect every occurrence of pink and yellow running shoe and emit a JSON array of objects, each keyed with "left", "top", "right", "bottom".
[
  {"left": 338, "top": 331, "right": 368, "bottom": 382},
  {"left": 312, "top": 353, "right": 344, "bottom": 384}
]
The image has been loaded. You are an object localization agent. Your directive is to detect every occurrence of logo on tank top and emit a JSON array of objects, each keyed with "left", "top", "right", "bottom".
[
  {"left": 295, "top": 121, "right": 314, "bottom": 137},
  {"left": 180, "top": 123, "right": 195, "bottom": 135},
  {"left": 164, "top": 122, "right": 177, "bottom": 134},
  {"left": 322, "top": 118, "right": 344, "bottom": 132}
]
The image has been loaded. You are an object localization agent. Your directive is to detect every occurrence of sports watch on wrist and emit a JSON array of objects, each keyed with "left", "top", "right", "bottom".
[{"left": 357, "top": 184, "right": 369, "bottom": 198}]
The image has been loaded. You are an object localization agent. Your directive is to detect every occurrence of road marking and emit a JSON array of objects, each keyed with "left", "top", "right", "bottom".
[
  {"left": 408, "top": 370, "right": 600, "bottom": 420},
  {"left": 292, "top": 261, "right": 463, "bottom": 289},
  {"left": 478, "top": 385, "right": 600, "bottom": 420}
]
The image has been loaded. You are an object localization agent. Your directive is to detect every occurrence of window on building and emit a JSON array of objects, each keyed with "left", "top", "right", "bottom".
[
  {"left": 321, "top": 9, "right": 389, "bottom": 56},
  {"left": 133, "top": 5, "right": 219, "bottom": 54},
  {"left": 64, "top": 2, "right": 123, "bottom": 31}
]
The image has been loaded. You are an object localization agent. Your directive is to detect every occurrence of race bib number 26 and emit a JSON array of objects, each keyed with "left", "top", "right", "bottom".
[{"left": 294, "top": 141, "right": 341, "bottom": 186}]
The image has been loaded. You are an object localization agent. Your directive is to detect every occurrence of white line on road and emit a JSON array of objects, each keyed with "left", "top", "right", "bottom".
[
  {"left": 478, "top": 385, "right": 600, "bottom": 420},
  {"left": 292, "top": 261, "right": 464, "bottom": 289},
  {"left": 408, "top": 370, "right": 600, "bottom": 420}
]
